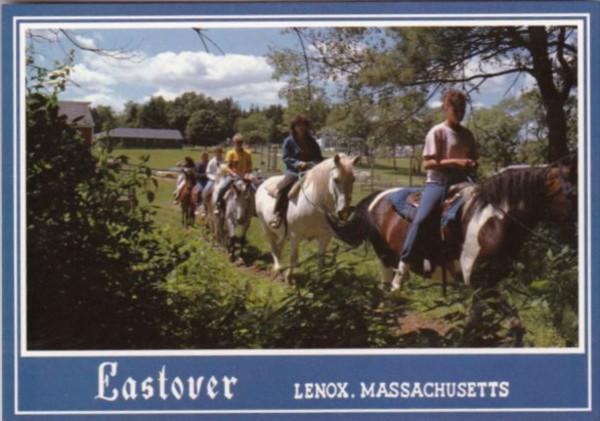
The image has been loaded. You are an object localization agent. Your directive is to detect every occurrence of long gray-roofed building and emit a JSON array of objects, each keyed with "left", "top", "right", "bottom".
[{"left": 95, "top": 128, "right": 184, "bottom": 148}]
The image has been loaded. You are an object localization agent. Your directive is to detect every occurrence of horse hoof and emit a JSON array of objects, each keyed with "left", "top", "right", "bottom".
[{"left": 391, "top": 275, "right": 402, "bottom": 291}]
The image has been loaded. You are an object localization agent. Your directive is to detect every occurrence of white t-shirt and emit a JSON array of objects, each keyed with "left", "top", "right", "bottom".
[
  {"left": 206, "top": 157, "right": 224, "bottom": 181},
  {"left": 423, "top": 122, "right": 477, "bottom": 183}
]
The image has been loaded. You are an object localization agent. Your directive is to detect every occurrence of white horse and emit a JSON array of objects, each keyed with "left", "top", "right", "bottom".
[{"left": 255, "top": 154, "right": 359, "bottom": 279}]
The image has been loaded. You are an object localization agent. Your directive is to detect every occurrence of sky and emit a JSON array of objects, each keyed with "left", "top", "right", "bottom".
[{"left": 29, "top": 27, "right": 536, "bottom": 113}]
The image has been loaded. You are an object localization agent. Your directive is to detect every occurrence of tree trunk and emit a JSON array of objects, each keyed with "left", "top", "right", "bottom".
[{"left": 527, "top": 26, "right": 569, "bottom": 162}]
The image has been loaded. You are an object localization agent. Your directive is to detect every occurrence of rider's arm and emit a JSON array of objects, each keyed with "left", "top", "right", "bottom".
[
  {"left": 423, "top": 157, "right": 474, "bottom": 170},
  {"left": 282, "top": 137, "right": 303, "bottom": 172}
]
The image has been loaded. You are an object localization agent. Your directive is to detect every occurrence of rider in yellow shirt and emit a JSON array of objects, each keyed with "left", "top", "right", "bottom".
[{"left": 215, "top": 133, "right": 253, "bottom": 213}]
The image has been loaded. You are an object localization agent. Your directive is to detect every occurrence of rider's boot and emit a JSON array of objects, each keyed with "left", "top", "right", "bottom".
[
  {"left": 214, "top": 199, "right": 224, "bottom": 215},
  {"left": 269, "top": 212, "right": 282, "bottom": 229}
]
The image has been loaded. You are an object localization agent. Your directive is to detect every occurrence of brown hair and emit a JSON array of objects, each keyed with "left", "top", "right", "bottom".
[
  {"left": 289, "top": 114, "right": 311, "bottom": 136},
  {"left": 183, "top": 156, "right": 195, "bottom": 168},
  {"left": 442, "top": 89, "right": 469, "bottom": 110}
]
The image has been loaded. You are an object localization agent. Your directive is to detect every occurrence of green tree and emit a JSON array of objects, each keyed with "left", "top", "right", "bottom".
[
  {"left": 185, "top": 109, "right": 223, "bottom": 146},
  {"left": 90, "top": 105, "right": 117, "bottom": 132},
  {"left": 470, "top": 99, "right": 523, "bottom": 171},
  {"left": 27, "top": 64, "right": 184, "bottom": 349},
  {"left": 122, "top": 100, "right": 141, "bottom": 128},
  {"left": 139, "top": 96, "right": 169, "bottom": 128},
  {"left": 277, "top": 26, "right": 577, "bottom": 161},
  {"left": 235, "top": 112, "right": 272, "bottom": 144},
  {"left": 166, "top": 91, "right": 213, "bottom": 134},
  {"left": 214, "top": 97, "right": 242, "bottom": 137}
]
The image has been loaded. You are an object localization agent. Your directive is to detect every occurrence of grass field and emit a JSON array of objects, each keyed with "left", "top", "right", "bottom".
[{"left": 125, "top": 147, "right": 571, "bottom": 348}]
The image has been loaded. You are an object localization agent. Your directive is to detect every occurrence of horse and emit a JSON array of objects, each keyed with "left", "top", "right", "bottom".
[
  {"left": 327, "top": 159, "right": 577, "bottom": 291},
  {"left": 177, "top": 168, "right": 197, "bottom": 228},
  {"left": 255, "top": 154, "right": 360, "bottom": 280},
  {"left": 221, "top": 178, "right": 256, "bottom": 260},
  {"left": 201, "top": 181, "right": 217, "bottom": 233}
]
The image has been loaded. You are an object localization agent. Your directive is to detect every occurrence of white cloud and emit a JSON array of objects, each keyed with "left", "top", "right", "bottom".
[
  {"left": 70, "top": 63, "right": 115, "bottom": 88},
  {"left": 74, "top": 35, "right": 98, "bottom": 50},
  {"left": 66, "top": 50, "right": 285, "bottom": 109}
]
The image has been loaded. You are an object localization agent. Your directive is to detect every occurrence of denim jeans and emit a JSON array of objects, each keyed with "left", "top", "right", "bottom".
[
  {"left": 216, "top": 176, "right": 234, "bottom": 207},
  {"left": 400, "top": 182, "right": 446, "bottom": 265}
]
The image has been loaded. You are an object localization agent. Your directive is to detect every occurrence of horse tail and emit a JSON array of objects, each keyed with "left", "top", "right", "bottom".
[{"left": 326, "top": 191, "right": 381, "bottom": 247}]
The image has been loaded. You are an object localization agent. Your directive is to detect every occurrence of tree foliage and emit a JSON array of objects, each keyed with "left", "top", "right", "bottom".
[
  {"left": 271, "top": 25, "right": 577, "bottom": 161},
  {"left": 185, "top": 108, "right": 223, "bottom": 146},
  {"left": 27, "top": 63, "right": 185, "bottom": 349},
  {"left": 235, "top": 112, "right": 272, "bottom": 144}
]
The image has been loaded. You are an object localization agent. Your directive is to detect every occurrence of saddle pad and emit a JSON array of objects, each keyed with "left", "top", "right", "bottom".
[{"left": 388, "top": 187, "right": 465, "bottom": 226}]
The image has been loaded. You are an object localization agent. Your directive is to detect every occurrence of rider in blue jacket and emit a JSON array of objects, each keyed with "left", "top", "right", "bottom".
[{"left": 270, "top": 114, "right": 324, "bottom": 228}]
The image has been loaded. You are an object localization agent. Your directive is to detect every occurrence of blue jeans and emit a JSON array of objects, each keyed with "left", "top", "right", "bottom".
[
  {"left": 400, "top": 182, "right": 446, "bottom": 265},
  {"left": 216, "top": 176, "right": 234, "bottom": 208}
]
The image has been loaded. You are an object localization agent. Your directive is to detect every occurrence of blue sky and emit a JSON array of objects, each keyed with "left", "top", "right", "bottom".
[{"left": 29, "top": 27, "right": 535, "bottom": 112}]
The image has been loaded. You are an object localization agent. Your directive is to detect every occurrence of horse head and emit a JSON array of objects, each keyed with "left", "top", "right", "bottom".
[
  {"left": 545, "top": 156, "right": 578, "bottom": 228},
  {"left": 328, "top": 154, "right": 360, "bottom": 222},
  {"left": 226, "top": 178, "right": 253, "bottom": 225}
]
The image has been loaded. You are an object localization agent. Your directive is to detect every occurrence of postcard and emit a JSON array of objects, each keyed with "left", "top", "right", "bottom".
[{"left": 1, "top": 1, "right": 598, "bottom": 420}]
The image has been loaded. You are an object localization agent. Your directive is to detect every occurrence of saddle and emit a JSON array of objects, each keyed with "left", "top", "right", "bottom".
[
  {"left": 389, "top": 182, "right": 471, "bottom": 227},
  {"left": 266, "top": 178, "right": 303, "bottom": 200}
]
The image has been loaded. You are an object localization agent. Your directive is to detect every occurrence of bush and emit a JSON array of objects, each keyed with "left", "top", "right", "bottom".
[
  {"left": 26, "top": 67, "right": 185, "bottom": 349},
  {"left": 165, "top": 242, "right": 407, "bottom": 348}
]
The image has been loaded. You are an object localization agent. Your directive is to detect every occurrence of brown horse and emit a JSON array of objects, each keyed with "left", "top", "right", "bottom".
[
  {"left": 327, "top": 159, "right": 577, "bottom": 290},
  {"left": 178, "top": 169, "right": 198, "bottom": 228}
]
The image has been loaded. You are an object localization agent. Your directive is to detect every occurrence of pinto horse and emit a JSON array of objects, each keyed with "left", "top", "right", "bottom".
[{"left": 328, "top": 159, "right": 577, "bottom": 290}]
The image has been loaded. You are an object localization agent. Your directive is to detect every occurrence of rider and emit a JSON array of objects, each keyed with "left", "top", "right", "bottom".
[
  {"left": 215, "top": 133, "right": 253, "bottom": 214},
  {"left": 269, "top": 114, "right": 324, "bottom": 228},
  {"left": 173, "top": 156, "right": 196, "bottom": 203},
  {"left": 195, "top": 152, "right": 210, "bottom": 190},
  {"left": 399, "top": 89, "right": 478, "bottom": 273},
  {"left": 205, "top": 146, "right": 224, "bottom": 193}
]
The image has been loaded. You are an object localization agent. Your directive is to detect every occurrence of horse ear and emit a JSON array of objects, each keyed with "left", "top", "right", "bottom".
[
  {"left": 333, "top": 154, "right": 341, "bottom": 167},
  {"left": 351, "top": 155, "right": 361, "bottom": 166}
]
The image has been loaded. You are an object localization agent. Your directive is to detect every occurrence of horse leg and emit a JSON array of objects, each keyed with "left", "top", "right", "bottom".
[
  {"left": 379, "top": 261, "right": 395, "bottom": 289},
  {"left": 317, "top": 236, "right": 331, "bottom": 270},
  {"left": 286, "top": 236, "right": 300, "bottom": 283},
  {"left": 239, "top": 234, "right": 247, "bottom": 260},
  {"left": 391, "top": 261, "right": 410, "bottom": 291}
]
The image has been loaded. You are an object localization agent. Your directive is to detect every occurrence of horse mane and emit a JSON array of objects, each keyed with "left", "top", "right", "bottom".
[{"left": 470, "top": 165, "right": 550, "bottom": 213}]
